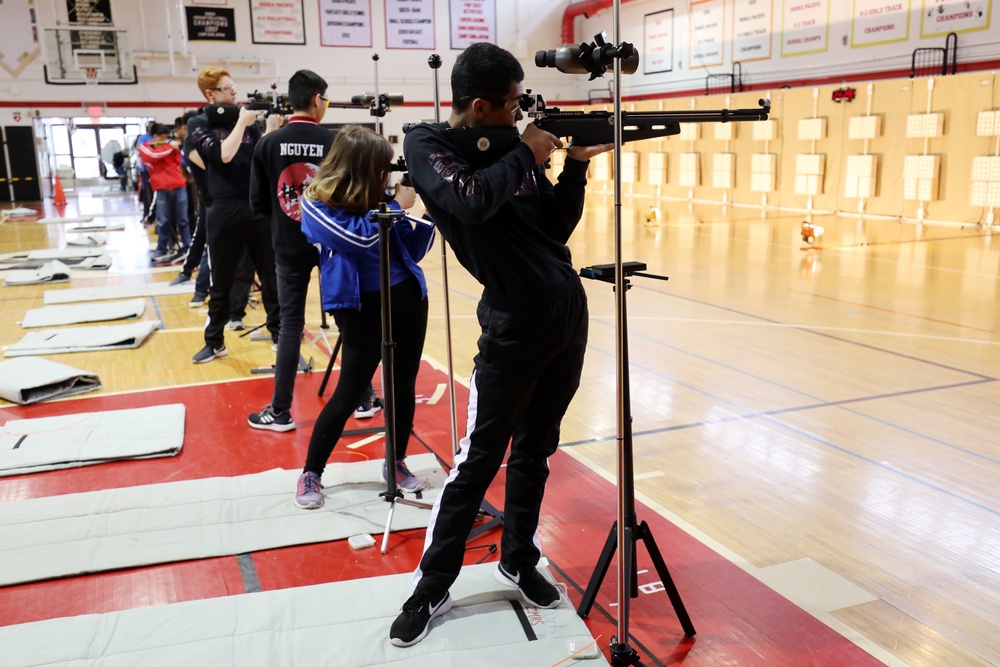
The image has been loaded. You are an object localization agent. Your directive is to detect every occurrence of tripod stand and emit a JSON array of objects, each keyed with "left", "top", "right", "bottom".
[
  {"left": 576, "top": 263, "right": 695, "bottom": 664},
  {"left": 369, "top": 203, "right": 434, "bottom": 553}
]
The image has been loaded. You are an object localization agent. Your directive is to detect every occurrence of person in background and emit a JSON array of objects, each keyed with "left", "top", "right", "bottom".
[
  {"left": 138, "top": 123, "right": 191, "bottom": 263},
  {"left": 292, "top": 125, "right": 435, "bottom": 509},
  {"left": 246, "top": 69, "right": 333, "bottom": 431},
  {"left": 134, "top": 120, "right": 156, "bottom": 226},
  {"left": 186, "top": 66, "right": 281, "bottom": 363}
]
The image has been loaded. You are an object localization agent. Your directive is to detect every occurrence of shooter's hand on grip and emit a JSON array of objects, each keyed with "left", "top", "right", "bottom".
[
  {"left": 521, "top": 123, "right": 563, "bottom": 165},
  {"left": 568, "top": 142, "right": 613, "bottom": 162},
  {"left": 393, "top": 182, "right": 417, "bottom": 209}
]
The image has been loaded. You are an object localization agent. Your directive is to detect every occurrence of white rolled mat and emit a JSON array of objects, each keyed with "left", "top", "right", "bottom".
[
  {"left": 44, "top": 282, "right": 193, "bottom": 304},
  {"left": 0, "top": 453, "right": 446, "bottom": 586},
  {"left": 0, "top": 562, "right": 608, "bottom": 667},
  {"left": 0, "top": 403, "right": 181, "bottom": 475},
  {"left": 0, "top": 356, "right": 100, "bottom": 405},
  {"left": 3, "top": 260, "right": 71, "bottom": 286},
  {"left": 20, "top": 298, "right": 145, "bottom": 328},
  {"left": 3, "top": 320, "right": 160, "bottom": 357}
]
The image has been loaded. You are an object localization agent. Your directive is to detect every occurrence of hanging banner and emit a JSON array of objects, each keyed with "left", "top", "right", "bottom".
[
  {"left": 450, "top": 0, "right": 496, "bottom": 49},
  {"left": 644, "top": 9, "right": 674, "bottom": 74},
  {"left": 386, "top": 0, "right": 435, "bottom": 49},
  {"left": 250, "top": 0, "right": 305, "bottom": 45},
  {"left": 852, "top": 0, "right": 909, "bottom": 47},
  {"left": 319, "top": 0, "right": 372, "bottom": 47},
  {"left": 66, "top": 0, "right": 112, "bottom": 24},
  {"left": 920, "top": 0, "right": 991, "bottom": 37},
  {"left": 186, "top": 7, "right": 237, "bottom": 42},
  {"left": 733, "top": 0, "right": 773, "bottom": 61},
  {"left": 781, "top": 0, "right": 830, "bottom": 56},
  {"left": 690, "top": 0, "right": 725, "bottom": 69}
]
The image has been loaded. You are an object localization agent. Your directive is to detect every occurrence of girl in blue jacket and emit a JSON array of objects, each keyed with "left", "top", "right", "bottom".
[{"left": 295, "top": 125, "right": 436, "bottom": 509}]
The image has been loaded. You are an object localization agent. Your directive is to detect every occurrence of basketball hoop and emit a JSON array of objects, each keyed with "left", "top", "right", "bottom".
[{"left": 84, "top": 67, "right": 99, "bottom": 85}]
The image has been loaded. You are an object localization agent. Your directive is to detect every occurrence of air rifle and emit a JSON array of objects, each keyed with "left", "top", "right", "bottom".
[
  {"left": 434, "top": 95, "right": 771, "bottom": 168},
  {"left": 523, "top": 93, "right": 771, "bottom": 146}
]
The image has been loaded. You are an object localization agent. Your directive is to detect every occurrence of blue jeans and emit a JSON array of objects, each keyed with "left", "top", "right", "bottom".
[{"left": 153, "top": 187, "right": 191, "bottom": 256}]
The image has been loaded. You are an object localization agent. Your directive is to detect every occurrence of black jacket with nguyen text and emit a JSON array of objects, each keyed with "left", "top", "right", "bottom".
[{"left": 249, "top": 117, "right": 334, "bottom": 261}]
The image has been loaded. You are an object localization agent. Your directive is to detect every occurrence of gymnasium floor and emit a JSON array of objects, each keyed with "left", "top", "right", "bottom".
[{"left": 0, "top": 182, "right": 997, "bottom": 666}]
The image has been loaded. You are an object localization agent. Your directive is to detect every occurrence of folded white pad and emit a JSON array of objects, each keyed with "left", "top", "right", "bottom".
[
  {"left": 0, "top": 403, "right": 181, "bottom": 477},
  {"left": 0, "top": 563, "right": 608, "bottom": 666},
  {"left": 0, "top": 356, "right": 100, "bottom": 405},
  {"left": 3, "top": 320, "right": 160, "bottom": 356},
  {"left": 20, "top": 298, "right": 146, "bottom": 328},
  {"left": 44, "top": 283, "right": 193, "bottom": 304},
  {"left": 0, "top": 453, "right": 446, "bottom": 586}
]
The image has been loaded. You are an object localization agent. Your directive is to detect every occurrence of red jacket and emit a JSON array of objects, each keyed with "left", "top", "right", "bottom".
[{"left": 138, "top": 141, "right": 186, "bottom": 191}]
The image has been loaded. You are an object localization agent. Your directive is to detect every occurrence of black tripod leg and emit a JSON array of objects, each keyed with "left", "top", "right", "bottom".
[
  {"left": 577, "top": 520, "right": 619, "bottom": 618},
  {"left": 318, "top": 333, "right": 342, "bottom": 397},
  {"left": 467, "top": 499, "right": 503, "bottom": 541},
  {"left": 637, "top": 520, "right": 696, "bottom": 636}
]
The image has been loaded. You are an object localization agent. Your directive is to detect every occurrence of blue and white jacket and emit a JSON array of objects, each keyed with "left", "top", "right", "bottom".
[{"left": 300, "top": 197, "right": 436, "bottom": 312}]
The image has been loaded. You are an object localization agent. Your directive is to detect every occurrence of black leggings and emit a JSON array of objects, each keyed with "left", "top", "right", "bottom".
[{"left": 304, "top": 275, "right": 428, "bottom": 475}]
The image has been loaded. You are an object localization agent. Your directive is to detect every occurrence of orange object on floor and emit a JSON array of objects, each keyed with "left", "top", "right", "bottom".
[{"left": 53, "top": 172, "right": 67, "bottom": 207}]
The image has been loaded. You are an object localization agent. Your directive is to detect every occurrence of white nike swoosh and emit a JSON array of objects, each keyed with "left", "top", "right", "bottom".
[
  {"left": 429, "top": 596, "right": 446, "bottom": 614},
  {"left": 505, "top": 566, "right": 520, "bottom": 585}
]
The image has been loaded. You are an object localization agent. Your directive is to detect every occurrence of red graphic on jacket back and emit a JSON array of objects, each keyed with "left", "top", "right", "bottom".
[{"left": 277, "top": 163, "right": 319, "bottom": 221}]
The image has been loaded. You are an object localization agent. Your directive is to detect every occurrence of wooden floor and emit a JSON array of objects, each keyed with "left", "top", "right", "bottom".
[{"left": 2, "top": 184, "right": 999, "bottom": 666}]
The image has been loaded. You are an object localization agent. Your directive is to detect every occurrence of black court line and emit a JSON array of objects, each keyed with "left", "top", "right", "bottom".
[
  {"left": 13, "top": 435, "right": 27, "bottom": 450},
  {"left": 562, "top": 377, "right": 997, "bottom": 448},
  {"left": 509, "top": 600, "right": 538, "bottom": 642},
  {"left": 237, "top": 553, "right": 263, "bottom": 593}
]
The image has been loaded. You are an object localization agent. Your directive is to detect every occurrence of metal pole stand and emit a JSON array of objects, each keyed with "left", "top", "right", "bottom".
[
  {"left": 576, "top": 263, "right": 695, "bottom": 664},
  {"left": 369, "top": 203, "right": 433, "bottom": 554}
]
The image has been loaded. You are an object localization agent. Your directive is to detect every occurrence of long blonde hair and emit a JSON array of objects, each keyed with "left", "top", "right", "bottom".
[{"left": 305, "top": 125, "right": 392, "bottom": 215}]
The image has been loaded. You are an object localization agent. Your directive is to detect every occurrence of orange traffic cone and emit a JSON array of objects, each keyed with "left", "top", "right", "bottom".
[{"left": 53, "top": 172, "right": 67, "bottom": 207}]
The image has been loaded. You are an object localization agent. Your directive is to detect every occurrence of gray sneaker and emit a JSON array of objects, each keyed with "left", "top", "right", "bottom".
[
  {"left": 169, "top": 272, "right": 191, "bottom": 286},
  {"left": 192, "top": 344, "right": 227, "bottom": 364},
  {"left": 228, "top": 319, "right": 245, "bottom": 331},
  {"left": 295, "top": 471, "right": 324, "bottom": 509},
  {"left": 189, "top": 293, "right": 207, "bottom": 307},
  {"left": 382, "top": 459, "right": 425, "bottom": 493}
]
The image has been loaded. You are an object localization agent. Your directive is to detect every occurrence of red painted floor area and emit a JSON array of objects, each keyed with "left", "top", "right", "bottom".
[{"left": 0, "top": 366, "right": 882, "bottom": 666}]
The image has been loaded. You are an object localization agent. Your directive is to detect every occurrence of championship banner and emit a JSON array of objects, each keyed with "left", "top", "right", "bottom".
[
  {"left": 643, "top": 9, "right": 674, "bottom": 74},
  {"left": 319, "top": 0, "right": 372, "bottom": 47},
  {"left": 690, "top": 0, "right": 725, "bottom": 69},
  {"left": 920, "top": 0, "right": 991, "bottom": 37},
  {"left": 386, "top": 0, "right": 435, "bottom": 49},
  {"left": 781, "top": 0, "right": 830, "bottom": 56},
  {"left": 450, "top": 0, "right": 495, "bottom": 49},
  {"left": 733, "top": 0, "right": 773, "bottom": 62},
  {"left": 185, "top": 6, "right": 237, "bottom": 42},
  {"left": 852, "top": 0, "right": 909, "bottom": 47},
  {"left": 250, "top": 0, "right": 305, "bottom": 45}
]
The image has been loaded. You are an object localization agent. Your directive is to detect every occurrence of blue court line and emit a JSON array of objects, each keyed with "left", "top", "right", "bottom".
[
  {"left": 150, "top": 296, "right": 165, "bottom": 329},
  {"left": 563, "top": 305, "right": 1000, "bottom": 513}
]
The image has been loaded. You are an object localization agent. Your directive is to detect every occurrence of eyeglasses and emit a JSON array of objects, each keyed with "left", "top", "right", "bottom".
[
  {"left": 460, "top": 95, "right": 521, "bottom": 116},
  {"left": 210, "top": 84, "right": 237, "bottom": 94},
  {"left": 319, "top": 94, "right": 329, "bottom": 107}
]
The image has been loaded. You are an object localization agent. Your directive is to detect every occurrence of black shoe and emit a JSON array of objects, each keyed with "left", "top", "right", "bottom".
[
  {"left": 494, "top": 562, "right": 561, "bottom": 608},
  {"left": 248, "top": 405, "right": 295, "bottom": 432},
  {"left": 192, "top": 344, "right": 227, "bottom": 364},
  {"left": 389, "top": 585, "right": 452, "bottom": 647}
]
